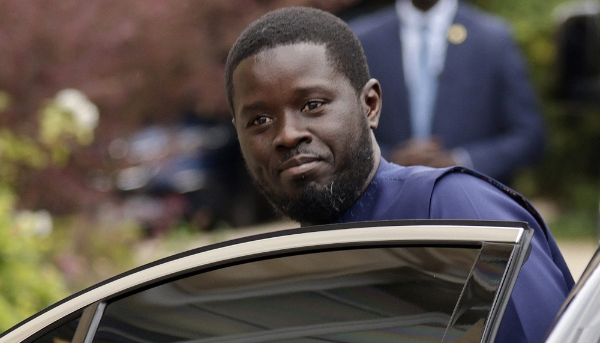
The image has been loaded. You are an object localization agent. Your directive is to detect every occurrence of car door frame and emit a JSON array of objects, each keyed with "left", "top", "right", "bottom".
[{"left": 0, "top": 219, "right": 533, "bottom": 343}]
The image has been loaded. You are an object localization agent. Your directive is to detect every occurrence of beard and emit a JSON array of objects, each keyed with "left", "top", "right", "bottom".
[{"left": 250, "top": 123, "right": 375, "bottom": 225}]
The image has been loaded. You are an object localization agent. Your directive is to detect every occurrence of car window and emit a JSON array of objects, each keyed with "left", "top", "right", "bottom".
[
  {"left": 90, "top": 244, "right": 513, "bottom": 343},
  {"left": 30, "top": 316, "right": 80, "bottom": 343}
]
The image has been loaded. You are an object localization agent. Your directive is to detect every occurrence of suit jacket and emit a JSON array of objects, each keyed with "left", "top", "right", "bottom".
[
  {"left": 349, "top": 2, "right": 546, "bottom": 183},
  {"left": 337, "top": 158, "right": 574, "bottom": 343}
]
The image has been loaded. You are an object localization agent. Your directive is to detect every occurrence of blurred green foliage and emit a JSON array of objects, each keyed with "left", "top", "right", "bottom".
[
  {"left": 0, "top": 201, "right": 67, "bottom": 330},
  {"left": 0, "top": 89, "right": 110, "bottom": 331},
  {"left": 0, "top": 94, "right": 65, "bottom": 330},
  {"left": 471, "top": 0, "right": 600, "bottom": 238}
]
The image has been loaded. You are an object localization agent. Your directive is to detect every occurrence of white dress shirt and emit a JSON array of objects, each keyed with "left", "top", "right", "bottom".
[
  {"left": 396, "top": 0, "right": 458, "bottom": 139},
  {"left": 395, "top": 0, "right": 472, "bottom": 167}
]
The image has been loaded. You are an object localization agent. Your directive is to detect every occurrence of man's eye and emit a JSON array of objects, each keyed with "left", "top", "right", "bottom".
[
  {"left": 302, "top": 101, "right": 323, "bottom": 112},
  {"left": 249, "top": 116, "right": 272, "bottom": 127}
]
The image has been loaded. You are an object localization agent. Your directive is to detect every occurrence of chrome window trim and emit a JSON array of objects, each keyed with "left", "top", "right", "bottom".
[
  {"left": 0, "top": 223, "right": 524, "bottom": 343},
  {"left": 82, "top": 302, "right": 105, "bottom": 343},
  {"left": 71, "top": 302, "right": 101, "bottom": 343}
]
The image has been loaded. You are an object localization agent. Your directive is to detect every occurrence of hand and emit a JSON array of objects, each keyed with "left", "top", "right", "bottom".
[{"left": 389, "top": 138, "right": 457, "bottom": 168}]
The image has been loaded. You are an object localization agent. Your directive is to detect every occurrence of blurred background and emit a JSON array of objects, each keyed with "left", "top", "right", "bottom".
[{"left": 0, "top": 0, "right": 599, "bottom": 331}]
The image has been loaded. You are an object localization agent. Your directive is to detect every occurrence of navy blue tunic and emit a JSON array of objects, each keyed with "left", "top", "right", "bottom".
[{"left": 337, "top": 158, "right": 574, "bottom": 343}]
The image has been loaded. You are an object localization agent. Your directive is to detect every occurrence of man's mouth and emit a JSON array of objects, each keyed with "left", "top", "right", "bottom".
[{"left": 277, "top": 154, "right": 323, "bottom": 179}]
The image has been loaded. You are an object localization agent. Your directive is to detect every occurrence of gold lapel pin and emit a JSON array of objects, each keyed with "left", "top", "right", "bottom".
[{"left": 447, "top": 24, "right": 467, "bottom": 44}]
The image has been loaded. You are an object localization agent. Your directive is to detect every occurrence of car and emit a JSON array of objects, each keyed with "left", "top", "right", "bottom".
[
  {"left": 0, "top": 219, "right": 595, "bottom": 343},
  {"left": 544, "top": 240, "right": 600, "bottom": 342}
]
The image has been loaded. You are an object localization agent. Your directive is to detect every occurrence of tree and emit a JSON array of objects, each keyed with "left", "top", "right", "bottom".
[{"left": 0, "top": 0, "right": 360, "bottom": 215}]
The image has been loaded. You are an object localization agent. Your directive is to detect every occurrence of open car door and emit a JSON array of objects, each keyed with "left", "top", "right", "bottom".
[{"left": 0, "top": 220, "right": 533, "bottom": 343}]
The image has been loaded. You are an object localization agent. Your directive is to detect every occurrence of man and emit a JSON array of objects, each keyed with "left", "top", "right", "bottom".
[
  {"left": 225, "top": 7, "right": 573, "bottom": 343},
  {"left": 349, "top": 0, "right": 546, "bottom": 184}
]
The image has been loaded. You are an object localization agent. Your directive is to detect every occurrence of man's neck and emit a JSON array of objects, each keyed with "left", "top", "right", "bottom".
[{"left": 361, "top": 138, "right": 381, "bottom": 195}]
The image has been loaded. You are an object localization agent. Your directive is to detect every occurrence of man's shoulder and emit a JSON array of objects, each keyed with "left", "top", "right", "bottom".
[
  {"left": 378, "top": 162, "right": 500, "bottom": 190},
  {"left": 432, "top": 167, "right": 512, "bottom": 197},
  {"left": 376, "top": 160, "right": 448, "bottom": 183},
  {"left": 376, "top": 161, "right": 511, "bottom": 200},
  {"left": 369, "top": 163, "right": 527, "bottom": 220},
  {"left": 430, "top": 167, "right": 550, "bottom": 234}
]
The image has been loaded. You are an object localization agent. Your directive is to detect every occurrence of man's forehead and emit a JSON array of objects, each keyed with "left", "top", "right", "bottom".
[
  {"left": 233, "top": 43, "right": 337, "bottom": 87},
  {"left": 246, "top": 42, "right": 329, "bottom": 70}
]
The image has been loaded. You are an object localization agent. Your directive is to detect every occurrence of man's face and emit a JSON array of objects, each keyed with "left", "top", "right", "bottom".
[{"left": 231, "top": 43, "right": 380, "bottom": 225}]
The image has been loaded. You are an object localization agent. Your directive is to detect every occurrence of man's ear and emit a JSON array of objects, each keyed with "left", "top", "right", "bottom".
[{"left": 362, "top": 78, "right": 382, "bottom": 130}]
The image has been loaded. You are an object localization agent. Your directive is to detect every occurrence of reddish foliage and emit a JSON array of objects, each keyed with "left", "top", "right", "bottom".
[
  {"left": 0, "top": 0, "right": 359, "bottom": 132},
  {"left": 0, "top": 0, "right": 359, "bottom": 214}
]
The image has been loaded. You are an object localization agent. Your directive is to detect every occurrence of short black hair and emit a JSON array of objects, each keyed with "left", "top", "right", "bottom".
[{"left": 225, "top": 6, "right": 370, "bottom": 113}]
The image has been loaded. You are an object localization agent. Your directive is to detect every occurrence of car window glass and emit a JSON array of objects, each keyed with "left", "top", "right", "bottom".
[
  {"left": 30, "top": 316, "right": 80, "bottom": 343},
  {"left": 92, "top": 246, "right": 510, "bottom": 343},
  {"left": 443, "top": 243, "right": 514, "bottom": 342}
]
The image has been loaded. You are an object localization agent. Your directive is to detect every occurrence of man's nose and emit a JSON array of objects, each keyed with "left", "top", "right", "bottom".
[{"left": 273, "top": 112, "right": 312, "bottom": 150}]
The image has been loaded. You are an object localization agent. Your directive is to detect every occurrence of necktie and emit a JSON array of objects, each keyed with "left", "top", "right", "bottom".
[{"left": 410, "top": 24, "right": 437, "bottom": 139}]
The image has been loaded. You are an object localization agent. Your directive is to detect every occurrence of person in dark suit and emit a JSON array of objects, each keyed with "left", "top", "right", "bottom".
[{"left": 349, "top": 0, "right": 546, "bottom": 184}]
